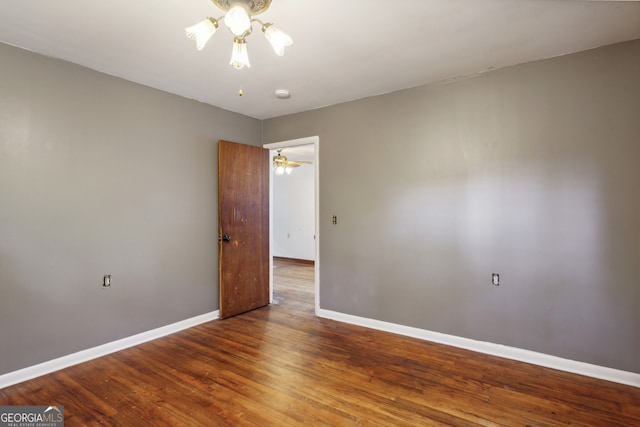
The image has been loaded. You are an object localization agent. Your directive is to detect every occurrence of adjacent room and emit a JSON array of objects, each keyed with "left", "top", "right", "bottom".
[{"left": 1, "top": 0, "right": 639, "bottom": 425}]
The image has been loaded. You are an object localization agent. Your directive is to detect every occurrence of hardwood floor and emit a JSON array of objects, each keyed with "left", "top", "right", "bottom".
[{"left": 1, "top": 259, "right": 638, "bottom": 426}]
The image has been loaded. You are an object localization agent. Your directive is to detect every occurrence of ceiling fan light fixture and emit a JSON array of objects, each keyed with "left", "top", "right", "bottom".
[
  {"left": 185, "top": 18, "right": 218, "bottom": 51},
  {"left": 272, "top": 149, "right": 311, "bottom": 176},
  {"left": 262, "top": 23, "right": 293, "bottom": 56},
  {"left": 186, "top": 0, "right": 291, "bottom": 71}
]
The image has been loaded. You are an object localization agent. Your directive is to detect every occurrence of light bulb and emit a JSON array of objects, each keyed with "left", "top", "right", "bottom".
[
  {"left": 230, "top": 38, "right": 250, "bottom": 69},
  {"left": 185, "top": 18, "right": 218, "bottom": 51},
  {"left": 225, "top": 5, "right": 251, "bottom": 36},
  {"left": 262, "top": 24, "right": 293, "bottom": 56}
]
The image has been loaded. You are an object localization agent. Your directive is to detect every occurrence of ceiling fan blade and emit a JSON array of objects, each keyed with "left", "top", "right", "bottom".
[{"left": 286, "top": 160, "right": 312, "bottom": 166}]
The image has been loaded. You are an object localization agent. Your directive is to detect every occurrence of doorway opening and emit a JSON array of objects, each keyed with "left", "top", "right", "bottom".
[{"left": 264, "top": 136, "right": 319, "bottom": 314}]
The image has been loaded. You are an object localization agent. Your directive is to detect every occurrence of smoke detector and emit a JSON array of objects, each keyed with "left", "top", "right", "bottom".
[{"left": 275, "top": 89, "right": 291, "bottom": 99}]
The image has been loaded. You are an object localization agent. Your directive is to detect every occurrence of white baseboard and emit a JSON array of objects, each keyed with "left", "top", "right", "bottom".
[
  {"left": 4, "top": 308, "right": 637, "bottom": 390},
  {"left": 317, "top": 308, "right": 640, "bottom": 388},
  {"left": 0, "top": 311, "right": 219, "bottom": 389}
]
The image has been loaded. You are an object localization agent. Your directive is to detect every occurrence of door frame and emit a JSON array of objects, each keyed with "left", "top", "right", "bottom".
[{"left": 264, "top": 136, "right": 320, "bottom": 314}]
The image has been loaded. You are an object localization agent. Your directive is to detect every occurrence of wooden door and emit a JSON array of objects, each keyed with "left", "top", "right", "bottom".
[{"left": 218, "top": 140, "right": 269, "bottom": 319}]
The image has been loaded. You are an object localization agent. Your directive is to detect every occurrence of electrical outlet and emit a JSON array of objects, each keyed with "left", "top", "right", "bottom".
[
  {"left": 103, "top": 274, "right": 111, "bottom": 287},
  {"left": 491, "top": 273, "right": 500, "bottom": 286}
]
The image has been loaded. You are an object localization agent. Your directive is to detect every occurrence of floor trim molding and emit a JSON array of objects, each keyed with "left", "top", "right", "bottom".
[
  {"left": 4, "top": 308, "right": 637, "bottom": 390},
  {"left": 273, "top": 256, "right": 315, "bottom": 266},
  {"left": 0, "top": 311, "right": 219, "bottom": 389},
  {"left": 317, "top": 308, "right": 640, "bottom": 388}
]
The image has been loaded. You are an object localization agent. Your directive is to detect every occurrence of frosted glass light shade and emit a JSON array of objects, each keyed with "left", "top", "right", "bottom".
[
  {"left": 275, "top": 166, "right": 285, "bottom": 175},
  {"left": 263, "top": 24, "right": 292, "bottom": 56},
  {"left": 285, "top": 166, "right": 293, "bottom": 175},
  {"left": 230, "top": 38, "right": 251, "bottom": 69},
  {"left": 225, "top": 5, "right": 251, "bottom": 36},
  {"left": 185, "top": 18, "right": 218, "bottom": 51}
]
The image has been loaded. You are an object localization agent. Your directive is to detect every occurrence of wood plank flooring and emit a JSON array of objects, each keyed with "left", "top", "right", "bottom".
[{"left": 1, "top": 259, "right": 639, "bottom": 426}]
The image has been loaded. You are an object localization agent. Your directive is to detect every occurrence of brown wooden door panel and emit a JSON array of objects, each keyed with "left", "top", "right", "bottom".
[{"left": 218, "top": 140, "right": 269, "bottom": 319}]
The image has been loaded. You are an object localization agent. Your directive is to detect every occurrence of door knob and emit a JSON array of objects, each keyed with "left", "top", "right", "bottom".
[{"left": 221, "top": 235, "right": 232, "bottom": 242}]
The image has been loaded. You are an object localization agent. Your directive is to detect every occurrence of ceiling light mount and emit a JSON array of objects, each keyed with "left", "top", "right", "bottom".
[
  {"left": 186, "top": 0, "right": 291, "bottom": 71},
  {"left": 211, "top": 0, "right": 272, "bottom": 16}
]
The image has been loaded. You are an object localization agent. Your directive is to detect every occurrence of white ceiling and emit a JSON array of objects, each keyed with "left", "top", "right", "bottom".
[{"left": 1, "top": 1, "right": 639, "bottom": 120}]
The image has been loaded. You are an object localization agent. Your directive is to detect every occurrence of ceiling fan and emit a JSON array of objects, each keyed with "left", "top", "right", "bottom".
[{"left": 273, "top": 149, "right": 312, "bottom": 175}]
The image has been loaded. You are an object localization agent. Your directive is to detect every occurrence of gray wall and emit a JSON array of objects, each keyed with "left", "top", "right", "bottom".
[
  {"left": 0, "top": 43, "right": 261, "bottom": 374},
  {"left": 2, "top": 37, "right": 639, "bottom": 377},
  {"left": 263, "top": 39, "right": 640, "bottom": 373}
]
